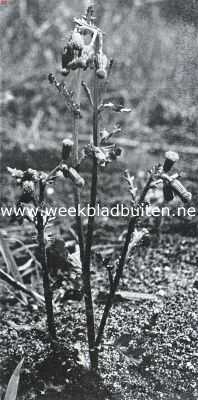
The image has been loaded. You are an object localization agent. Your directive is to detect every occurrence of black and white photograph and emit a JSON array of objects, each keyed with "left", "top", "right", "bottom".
[{"left": 0, "top": 1, "right": 198, "bottom": 399}]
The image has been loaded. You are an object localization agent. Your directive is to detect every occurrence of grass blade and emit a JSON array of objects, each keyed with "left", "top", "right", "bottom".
[
  {"left": 4, "top": 358, "right": 24, "bottom": 400},
  {"left": 0, "top": 232, "right": 28, "bottom": 304},
  {"left": 0, "top": 268, "right": 45, "bottom": 304}
]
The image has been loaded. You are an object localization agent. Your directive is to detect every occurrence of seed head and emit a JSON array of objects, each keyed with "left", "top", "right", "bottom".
[
  {"left": 163, "top": 151, "right": 179, "bottom": 172},
  {"left": 62, "top": 139, "right": 74, "bottom": 161}
]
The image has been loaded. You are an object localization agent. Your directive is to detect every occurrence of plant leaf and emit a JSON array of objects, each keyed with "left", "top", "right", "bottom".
[{"left": 4, "top": 358, "right": 24, "bottom": 400}]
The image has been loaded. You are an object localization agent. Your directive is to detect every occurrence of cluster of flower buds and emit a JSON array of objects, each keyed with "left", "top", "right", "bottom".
[
  {"left": 84, "top": 143, "right": 122, "bottom": 167},
  {"left": 7, "top": 167, "right": 40, "bottom": 183},
  {"left": 7, "top": 167, "right": 42, "bottom": 203},
  {"left": 161, "top": 151, "right": 192, "bottom": 204},
  {"left": 62, "top": 32, "right": 95, "bottom": 74},
  {"left": 48, "top": 74, "right": 80, "bottom": 116},
  {"left": 61, "top": 6, "right": 109, "bottom": 79}
]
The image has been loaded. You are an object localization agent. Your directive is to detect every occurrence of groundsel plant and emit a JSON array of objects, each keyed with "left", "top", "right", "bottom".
[
  {"left": 48, "top": 4, "right": 130, "bottom": 369},
  {"left": 47, "top": 5, "right": 192, "bottom": 369},
  {"left": 8, "top": 5, "right": 192, "bottom": 371},
  {"left": 7, "top": 144, "right": 84, "bottom": 342}
]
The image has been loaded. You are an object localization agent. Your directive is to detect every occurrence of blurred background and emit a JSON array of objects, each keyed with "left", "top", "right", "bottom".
[{"left": 0, "top": 0, "right": 198, "bottom": 204}]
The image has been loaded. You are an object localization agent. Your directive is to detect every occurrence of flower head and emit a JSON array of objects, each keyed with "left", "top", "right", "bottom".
[
  {"left": 163, "top": 151, "right": 179, "bottom": 172},
  {"left": 62, "top": 139, "right": 74, "bottom": 161}
]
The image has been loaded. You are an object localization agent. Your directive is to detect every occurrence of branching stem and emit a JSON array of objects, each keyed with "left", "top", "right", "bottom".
[
  {"left": 95, "top": 176, "right": 153, "bottom": 350},
  {"left": 37, "top": 207, "right": 56, "bottom": 341}
]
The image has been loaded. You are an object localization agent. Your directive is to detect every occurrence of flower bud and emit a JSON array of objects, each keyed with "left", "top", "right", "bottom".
[
  {"left": 61, "top": 68, "right": 70, "bottom": 77},
  {"left": 170, "top": 178, "right": 192, "bottom": 203},
  {"left": 68, "top": 167, "right": 85, "bottom": 188},
  {"left": 62, "top": 139, "right": 74, "bottom": 161},
  {"left": 163, "top": 182, "right": 174, "bottom": 202},
  {"left": 21, "top": 180, "right": 35, "bottom": 203},
  {"left": 22, "top": 180, "right": 35, "bottom": 194},
  {"left": 163, "top": 151, "right": 179, "bottom": 172},
  {"left": 48, "top": 73, "right": 55, "bottom": 84},
  {"left": 62, "top": 46, "right": 74, "bottom": 69},
  {"left": 96, "top": 53, "right": 108, "bottom": 79},
  {"left": 62, "top": 165, "right": 84, "bottom": 188}
]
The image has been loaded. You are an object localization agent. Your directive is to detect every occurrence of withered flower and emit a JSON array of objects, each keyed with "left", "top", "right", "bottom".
[
  {"left": 162, "top": 172, "right": 192, "bottom": 204},
  {"left": 62, "top": 139, "right": 74, "bottom": 161},
  {"left": 96, "top": 52, "right": 108, "bottom": 79},
  {"left": 84, "top": 144, "right": 122, "bottom": 167},
  {"left": 163, "top": 151, "right": 179, "bottom": 172},
  {"left": 62, "top": 164, "right": 85, "bottom": 188}
]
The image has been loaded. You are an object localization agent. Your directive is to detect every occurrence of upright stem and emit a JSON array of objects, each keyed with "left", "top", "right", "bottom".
[
  {"left": 82, "top": 70, "right": 99, "bottom": 369},
  {"left": 37, "top": 212, "right": 56, "bottom": 341},
  {"left": 95, "top": 217, "right": 136, "bottom": 348},
  {"left": 73, "top": 69, "right": 81, "bottom": 165},
  {"left": 72, "top": 69, "right": 84, "bottom": 262},
  {"left": 95, "top": 177, "right": 153, "bottom": 349}
]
